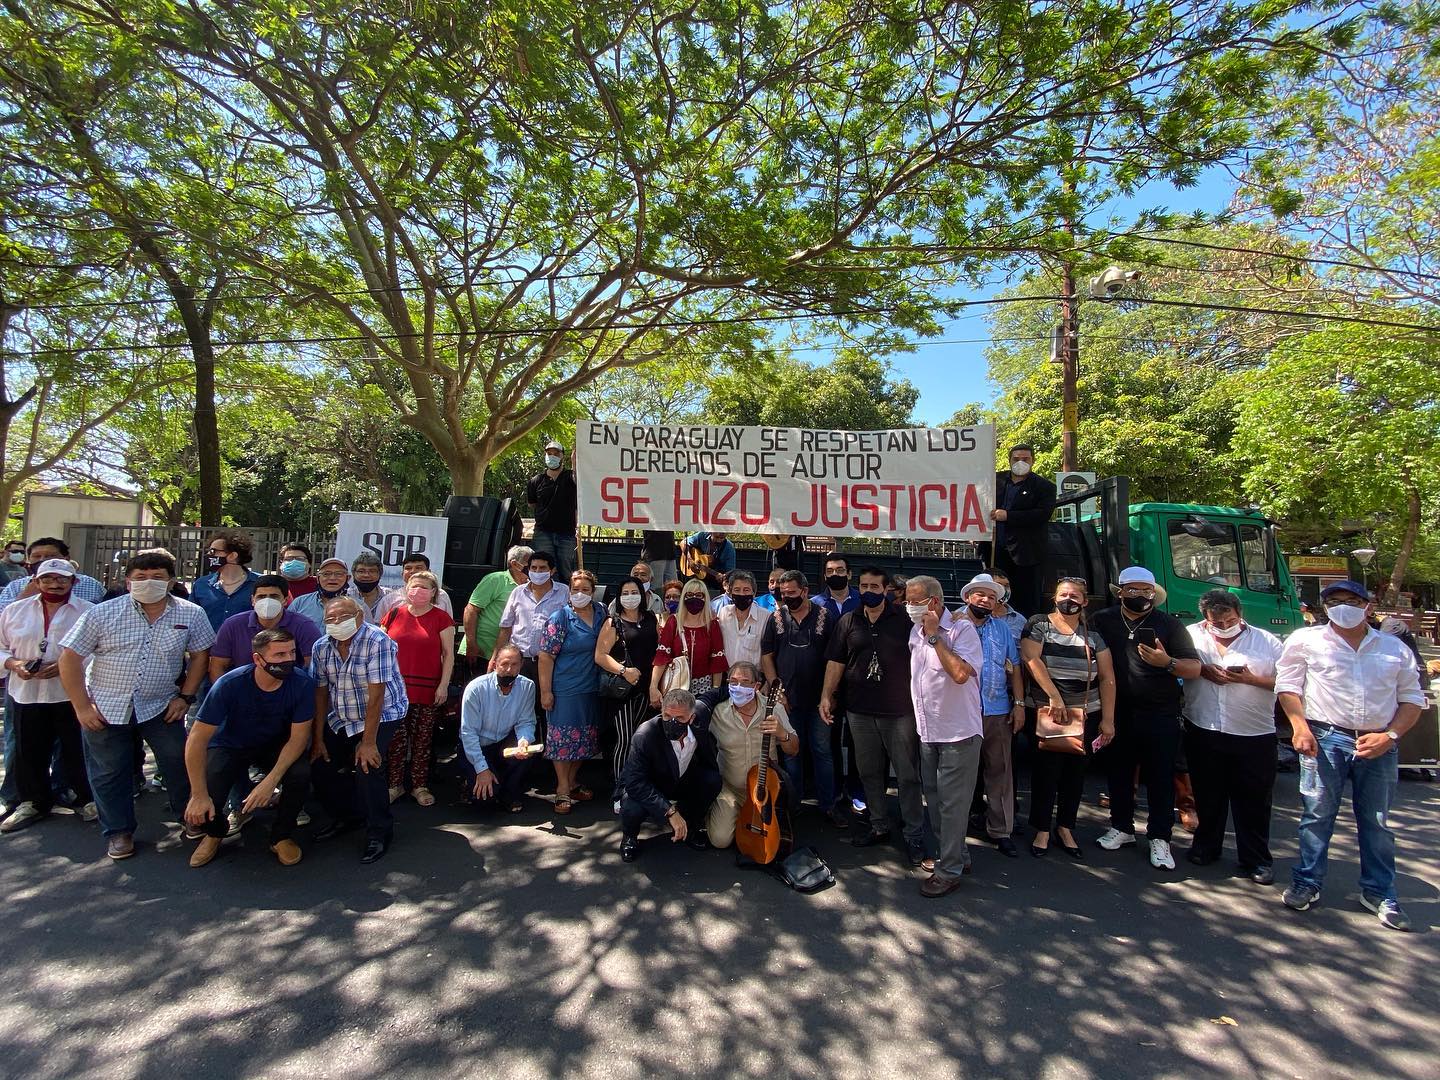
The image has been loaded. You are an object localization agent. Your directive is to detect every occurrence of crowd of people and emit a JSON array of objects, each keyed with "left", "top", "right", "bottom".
[{"left": 0, "top": 443, "right": 1428, "bottom": 934}]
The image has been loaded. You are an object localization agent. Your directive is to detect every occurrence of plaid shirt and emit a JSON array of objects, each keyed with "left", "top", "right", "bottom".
[
  {"left": 309, "top": 621, "right": 409, "bottom": 736},
  {"left": 0, "top": 573, "right": 106, "bottom": 614},
  {"left": 60, "top": 595, "right": 216, "bottom": 725}
]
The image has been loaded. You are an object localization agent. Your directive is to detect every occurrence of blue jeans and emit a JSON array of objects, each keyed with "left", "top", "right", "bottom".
[
  {"left": 81, "top": 715, "right": 191, "bottom": 838},
  {"left": 1293, "top": 726, "right": 1400, "bottom": 901},
  {"left": 783, "top": 704, "right": 836, "bottom": 811},
  {"left": 532, "top": 531, "right": 578, "bottom": 581}
]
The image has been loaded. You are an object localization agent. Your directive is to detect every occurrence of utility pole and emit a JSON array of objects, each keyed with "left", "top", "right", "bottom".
[{"left": 1059, "top": 262, "right": 1079, "bottom": 473}]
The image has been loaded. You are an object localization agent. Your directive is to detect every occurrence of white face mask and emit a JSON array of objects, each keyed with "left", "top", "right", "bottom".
[
  {"left": 1207, "top": 621, "right": 1244, "bottom": 640},
  {"left": 639, "top": 580, "right": 652, "bottom": 591},
  {"left": 255, "top": 597, "right": 284, "bottom": 620},
  {"left": 528, "top": 570, "right": 551, "bottom": 586},
  {"left": 619, "top": 593, "right": 643, "bottom": 610},
  {"left": 326, "top": 616, "right": 360, "bottom": 641},
  {"left": 1010, "top": 460, "right": 1032, "bottom": 477},
  {"left": 129, "top": 578, "right": 170, "bottom": 604},
  {"left": 7, "top": 552, "right": 25, "bottom": 564},
  {"left": 544, "top": 454, "right": 562, "bottom": 470},
  {"left": 1325, "top": 602, "right": 1368, "bottom": 629},
  {"left": 571, "top": 592, "right": 593, "bottom": 609},
  {"left": 905, "top": 602, "right": 931, "bottom": 625}
]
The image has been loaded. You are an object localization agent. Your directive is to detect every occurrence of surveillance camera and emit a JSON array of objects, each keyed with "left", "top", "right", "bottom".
[{"left": 1088, "top": 265, "right": 1141, "bottom": 301}]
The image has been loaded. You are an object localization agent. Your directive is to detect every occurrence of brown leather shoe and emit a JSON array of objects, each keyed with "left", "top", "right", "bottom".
[
  {"left": 920, "top": 872, "right": 966, "bottom": 898},
  {"left": 269, "top": 839, "right": 303, "bottom": 866},
  {"left": 189, "top": 836, "right": 222, "bottom": 867},
  {"left": 107, "top": 833, "right": 136, "bottom": 860}
]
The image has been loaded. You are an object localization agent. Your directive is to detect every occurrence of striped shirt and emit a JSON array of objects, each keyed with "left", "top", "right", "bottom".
[
  {"left": 60, "top": 595, "right": 217, "bottom": 725},
  {"left": 309, "top": 622, "right": 409, "bottom": 736},
  {"left": 1024, "top": 614, "right": 1108, "bottom": 713}
]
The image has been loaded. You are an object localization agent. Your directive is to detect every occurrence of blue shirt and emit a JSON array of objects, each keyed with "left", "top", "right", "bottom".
[
  {"left": 970, "top": 614, "right": 1020, "bottom": 715},
  {"left": 198, "top": 665, "right": 316, "bottom": 751},
  {"left": 289, "top": 588, "right": 349, "bottom": 632},
  {"left": 460, "top": 672, "right": 537, "bottom": 771},
  {"left": 684, "top": 532, "right": 736, "bottom": 574},
  {"left": 816, "top": 587, "right": 861, "bottom": 620},
  {"left": 309, "top": 621, "right": 408, "bottom": 736},
  {"left": 0, "top": 573, "right": 106, "bottom": 614},
  {"left": 190, "top": 571, "right": 261, "bottom": 631}
]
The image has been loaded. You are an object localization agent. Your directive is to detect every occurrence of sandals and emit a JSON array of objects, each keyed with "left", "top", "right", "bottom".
[
  {"left": 413, "top": 787, "right": 435, "bottom": 808},
  {"left": 554, "top": 795, "right": 574, "bottom": 815},
  {"left": 570, "top": 786, "right": 594, "bottom": 803},
  {"left": 388, "top": 785, "right": 404, "bottom": 804}
]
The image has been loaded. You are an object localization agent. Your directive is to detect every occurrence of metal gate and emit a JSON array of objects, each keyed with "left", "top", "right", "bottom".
[{"left": 64, "top": 525, "right": 337, "bottom": 587}]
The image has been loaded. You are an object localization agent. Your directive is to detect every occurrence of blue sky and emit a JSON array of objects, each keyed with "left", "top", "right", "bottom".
[{"left": 856, "top": 166, "right": 1240, "bottom": 425}]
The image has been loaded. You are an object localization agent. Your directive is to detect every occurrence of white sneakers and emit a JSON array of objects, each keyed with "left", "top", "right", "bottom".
[
  {"left": 0, "top": 801, "right": 43, "bottom": 833},
  {"left": 1096, "top": 828, "right": 1136, "bottom": 850},
  {"left": 1149, "top": 839, "right": 1175, "bottom": 870}
]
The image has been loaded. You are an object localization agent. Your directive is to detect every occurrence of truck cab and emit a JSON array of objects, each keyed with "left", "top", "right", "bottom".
[{"left": 1051, "top": 478, "right": 1305, "bottom": 634}]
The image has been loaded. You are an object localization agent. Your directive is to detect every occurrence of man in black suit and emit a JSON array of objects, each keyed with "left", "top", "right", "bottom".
[
  {"left": 619, "top": 688, "right": 723, "bottom": 862},
  {"left": 990, "top": 444, "right": 1057, "bottom": 619}
]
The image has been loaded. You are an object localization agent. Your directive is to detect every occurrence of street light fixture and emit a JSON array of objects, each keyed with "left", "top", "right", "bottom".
[
  {"left": 1058, "top": 264, "right": 1140, "bottom": 471},
  {"left": 1351, "top": 547, "right": 1377, "bottom": 595}
]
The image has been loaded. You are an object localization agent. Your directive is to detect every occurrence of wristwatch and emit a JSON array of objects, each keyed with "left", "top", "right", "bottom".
[
  {"left": 1165, "top": 660, "right": 1177, "bottom": 674},
  {"left": 1385, "top": 730, "right": 1399, "bottom": 743},
  {"left": 176, "top": 692, "right": 197, "bottom": 705},
  {"left": 926, "top": 633, "right": 941, "bottom": 646}
]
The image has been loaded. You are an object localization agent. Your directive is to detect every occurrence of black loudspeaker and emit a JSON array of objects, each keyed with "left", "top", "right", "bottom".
[
  {"left": 443, "top": 495, "right": 519, "bottom": 570},
  {"left": 443, "top": 563, "right": 490, "bottom": 621}
]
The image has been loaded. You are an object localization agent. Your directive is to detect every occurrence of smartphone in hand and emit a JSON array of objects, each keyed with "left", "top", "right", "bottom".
[{"left": 1134, "top": 629, "right": 1159, "bottom": 649}]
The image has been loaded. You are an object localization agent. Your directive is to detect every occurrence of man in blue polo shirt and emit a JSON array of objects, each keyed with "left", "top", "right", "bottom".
[
  {"left": 189, "top": 530, "right": 261, "bottom": 632},
  {"left": 679, "top": 530, "right": 735, "bottom": 594},
  {"left": 184, "top": 627, "right": 315, "bottom": 868},
  {"left": 209, "top": 574, "right": 321, "bottom": 683},
  {"left": 814, "top": 552, "right": 861, "bottom": 619}
]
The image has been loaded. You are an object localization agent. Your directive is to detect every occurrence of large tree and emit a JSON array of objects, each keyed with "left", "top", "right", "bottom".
[{"left": 36, "top": 0, "right": 1329, "bottom": 495}]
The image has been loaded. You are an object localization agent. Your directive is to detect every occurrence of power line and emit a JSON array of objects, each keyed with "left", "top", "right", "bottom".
[
  {"left": 1106, "top": 230, "right": 1440, "bottom": 285},
  {"left": 1123, "top": 296, "right": 1439, "bottom": 334}
]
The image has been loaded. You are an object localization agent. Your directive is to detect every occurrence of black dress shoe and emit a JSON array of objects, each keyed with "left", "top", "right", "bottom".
[
  {"left": 314, "top": 819, "right": 360, "bottom": 842},
  {"left": 360, "top": 838, "right": 388, "bottom": 864},
  {"left": 1060, "top": 842, "right": 1084, "bottom": 860},
  {"left": 852, "top": 829, "right": 893, "bottom": 849},
  {"left": 685, "top": 829, "right": 710, "bottom": 851},
  {"left": 1186, "top": 848, "right": 1219, "bottom": 866},
  {"left": 1030, "top": 843, "right": 1049, "bottom": 858},
  {"left": 620, "top": 836, "right": 639, "bottom": 862},
  {"left": 906, "top": 840, "right": 927, "bottom": 866},
  {"left": 1249, "top": 864, "right": 1275, "bottom": 886},
  {"left": 996, "top": 836, "right": 1019, "bottom": 858}
]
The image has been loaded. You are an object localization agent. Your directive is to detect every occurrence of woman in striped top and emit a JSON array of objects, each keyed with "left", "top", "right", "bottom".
[{"left": 1021, "top": 577, "right": 1116, "bottom": 858}]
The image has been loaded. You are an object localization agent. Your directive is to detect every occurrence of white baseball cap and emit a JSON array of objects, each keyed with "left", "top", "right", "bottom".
[{"left": 34, "top": 558, "right": 76, "bottom": 579}]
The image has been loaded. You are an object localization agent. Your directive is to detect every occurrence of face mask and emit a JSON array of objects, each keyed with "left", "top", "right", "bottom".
[
  {"left": 7, "top": 552, "right": 24, "bottom": 564},
  {"left": 860, "top": 591, "right": 887, "bottom": 608},
  {"left": 42, "top": 584, "right": 74, "bottom": 603},
  {"left": 407, "top": 586, "right": 434, "bottom": 605},
  {"left": 661, "top": 717, "right": 688, "bottom": 741},
  {"left": 966, "top": 602, "right": 990, "bottom": 621},
  {"left": 254, "top": 597, "right": 284, "bottom": 620},
  {"left": 781, "top": 594, "right": 804, "bottom": 611},
  {"left": 528, "top": 570, "right": 551, "bottom": 586},
  {"left": 262, "top": 660, "right": 296, "bottom": 679},
  {"left": 1055, "top": 598, "right": 1083, "bottom": 616},
  {"left": 905, "top": 602, "right": 931, "bottom": 624},
  {"left": 571, "top": 592, "right": 593, "bottom": 609},
  {"left": 825, "top": 575, "right": 849, "bottom": 592},
  {"left": 129, "top": 578, "right": 170, "bottom": 604},
  {"left": 318, "top": 583, "right": 347, "bottom": 600},
  {"left": 998, "top": 587, "right": 1012, "bottom": 605},
  {"left": 325, "top": 617, "right": 359, "bottom": 641},
  {"left": 496, "top": 673, "right": 517, "bottom": 688},
  {"left": 280, "top": 559, "right": 308, "bottom": 579},
  {"left": 1010, "top": 460, "right": 1032, "bottom": 477},
  {"left": 640, "top": 581, "right": 652, "bottom": 592},
  {"left": 728, "top": 684, "right": 757, "bottom": 707},
  {"left": 1207, "top": 621, "right": 1244, "bottom": 640},
  {"left": 684, "top": 596, "right": 706, "bottom": 614},
  {"left": 206, "top": 554, "right": 227, "bottom": 572},
  {"left": 619, "top": 593, "right": 643, "bottom": 611},
  {"left": 1122, "top": 595, "right": 1154, "bottom": 614},
  {"left": 731, "top": 595, "right": 753, "bottom": 611},
  {"left": 354, "top": 576, "right": 380, "bottom": 593},
  {"left": 1325, "top": 602, "right": 1368, "bottom": 629},
  {"left": 544, "top": 454, "right": 562, "bottom": 470},
  {"left": 664, "top": 598, "right": 680, "bottom": 613}
]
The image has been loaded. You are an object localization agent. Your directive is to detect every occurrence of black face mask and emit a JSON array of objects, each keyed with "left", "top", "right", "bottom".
[
  {"left": 1055, "top": 598, "right": 1083, "bottom": 615},
  {"left": 731, "top": 595, "right": 753, "bottom": 611},
  {"left": 263, "top": 660, "right": 296, "bottom": 679},
  {"left": 496, "top": 673, "right": 517, "bottom": 688},
  {"left": 684, "top": 596, "right": 706, "bottom": 614},
  {"left": 860, "top": 591, "right": 887, "bottom": 608},
  {"left": 661, "top": 717, "right": 688, "bottom": 741},
  {"left": 966, "top": 602, "right": 990, "bottom": 621},
  {"left": 354, "top": 577, "right": 380, "bottom": 593},
  {"left": 206, "top": 554, "right": 226, "bottom": 572},
  {"left": 782, "top": 594, "right": 804, "bottom": 611},
  {"left": 319, "top": 584, "right": 346, "bottom": 600},
  {"left": 1122, "top": 595, "right": 1154, "bottom": 614},
  {"left": 826, "top": 574, "right": 849, "bottom": 592},
  {"left": 771, "top": 587, "right": 783, "bottom": 602}
]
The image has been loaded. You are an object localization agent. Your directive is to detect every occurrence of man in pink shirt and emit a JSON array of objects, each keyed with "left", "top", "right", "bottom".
[{"left": 906, "top": 575, "right": 984, "bottom": 897}]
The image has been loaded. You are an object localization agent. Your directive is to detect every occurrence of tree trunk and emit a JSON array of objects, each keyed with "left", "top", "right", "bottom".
[
  {"left": 1387, "top": 478, "right": 1422, "bottom": 603},
  {"left": 449, "top": 451, "right": 489, "bottom": 497},
  {"left": 169, "top": 288, "right": 223, "bottom": 525}
]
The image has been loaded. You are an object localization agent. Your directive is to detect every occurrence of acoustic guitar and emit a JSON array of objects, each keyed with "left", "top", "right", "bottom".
[{"left": 735, "top": 681, "right": 785, "bottom": 865}]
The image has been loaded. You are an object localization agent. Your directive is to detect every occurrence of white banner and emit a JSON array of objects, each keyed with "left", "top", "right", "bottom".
[
  {"left": 335, "top": 511, "right": 448, "bottom": 589},
  {"left": 575, "top": 423, "right": 996, "bottom": 540}
]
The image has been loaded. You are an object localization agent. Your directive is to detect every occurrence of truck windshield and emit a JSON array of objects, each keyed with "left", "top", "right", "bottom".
[
  {"left": 1168, "top": 519, "right": 1242, "bottom": 587},
  {"left": 1239, "top": 523, "right": 1276, "bottom": 591}
]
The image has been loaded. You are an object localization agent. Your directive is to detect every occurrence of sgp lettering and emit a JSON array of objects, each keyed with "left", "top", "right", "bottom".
[{"left": 362, "top": 532, "right": 428, "bottom": 564}]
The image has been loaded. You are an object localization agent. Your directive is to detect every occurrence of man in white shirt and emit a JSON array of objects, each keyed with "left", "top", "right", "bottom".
[
  {"left": 0, "top": 560, "right": 94, "bottom": 832},
  {"left": 1182, "top": 590, "right": 1284, "bottom": 884},
  {"left": 716, "top": 570, "right": 765, "bottom": 667},
  {"left": 1275, "top": 581, "right": 1425, "bottom": 931}
]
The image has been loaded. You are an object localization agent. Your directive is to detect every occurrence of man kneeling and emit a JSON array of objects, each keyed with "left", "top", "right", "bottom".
[
  {"left": 700, "top": 662, "right": 798, "bottom": 851},
  {"left": 619, "top": 688, "right": 722, "bottom": 862},
  {"left": 184, "top": 628, "right": 314, "bottom": 867}
]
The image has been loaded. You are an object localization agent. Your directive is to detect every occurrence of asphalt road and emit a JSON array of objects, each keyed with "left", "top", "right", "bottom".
[{"left": 1, "top": 764, "right": 1436, "bottom": 1080}]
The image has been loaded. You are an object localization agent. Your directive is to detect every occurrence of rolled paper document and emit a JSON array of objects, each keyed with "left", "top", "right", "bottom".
[{"left": 502, "top": 744, "right": 544, "bottom": 758}]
